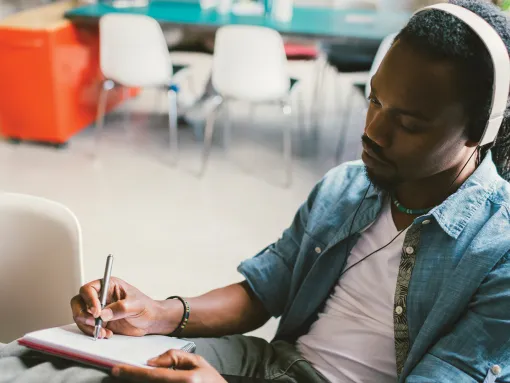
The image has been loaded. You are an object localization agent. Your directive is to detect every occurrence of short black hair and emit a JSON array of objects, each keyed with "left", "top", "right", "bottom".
[{"left": 395, "top": 0, "right": 510, "bottom": 181}]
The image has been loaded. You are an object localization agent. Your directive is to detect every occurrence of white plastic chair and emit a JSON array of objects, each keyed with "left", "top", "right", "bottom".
[
  {"left": 0, "top": 193, "right": 83, "bottom": 343},
  {"left": 335, "top": 33, "right": 397, "bottom": 162},
  {"left": 200, "top": 25, "right": 296, "bottom": 187},
  {"left": 97, "top": 14, "right": 179, "bottom": 161}
]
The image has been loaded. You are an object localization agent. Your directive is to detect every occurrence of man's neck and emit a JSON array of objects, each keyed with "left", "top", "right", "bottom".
[{"left": 394, "top": 155, "right": 478, "bottom": 211}]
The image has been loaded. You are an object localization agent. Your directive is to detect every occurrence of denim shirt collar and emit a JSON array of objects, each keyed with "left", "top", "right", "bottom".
[
  {"left": 313, "top": 154, "right": 499, "bottom": 256},
  {"left": 429, "top": 152, "right": 499, "bottom": 239},
  {"left": 358, "top": 153, "right": 500, "bottom": 240}
]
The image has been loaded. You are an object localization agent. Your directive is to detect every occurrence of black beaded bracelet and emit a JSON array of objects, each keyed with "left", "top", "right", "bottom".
[{"left": 166, "top": 296, "right": 190, "bottom": 337}]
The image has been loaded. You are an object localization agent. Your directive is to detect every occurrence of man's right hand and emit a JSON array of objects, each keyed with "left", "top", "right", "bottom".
[{"left": 70, "top": 277, "right": 180, "bottom": 339}]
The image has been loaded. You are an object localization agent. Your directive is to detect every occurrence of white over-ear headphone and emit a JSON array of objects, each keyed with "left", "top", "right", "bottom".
[{"left": 414, "top": 3, "right": 510, "bottom": 146}]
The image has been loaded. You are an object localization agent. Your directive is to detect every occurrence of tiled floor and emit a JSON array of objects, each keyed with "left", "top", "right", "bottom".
[{"left": 0, "top": 53, "right": 368, "bottom": 340}]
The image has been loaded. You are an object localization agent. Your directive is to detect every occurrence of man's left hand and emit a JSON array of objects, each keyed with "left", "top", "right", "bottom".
[{"left": 112, "top": 349, "right": 227, "bottom": 383}]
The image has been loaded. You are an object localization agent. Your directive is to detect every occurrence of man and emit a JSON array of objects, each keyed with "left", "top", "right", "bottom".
[{"left": 2, "top": 0, "right": 510, "bottom": 382}]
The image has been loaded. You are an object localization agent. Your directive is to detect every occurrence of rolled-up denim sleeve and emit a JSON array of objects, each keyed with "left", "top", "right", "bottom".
[
  {"left": 237, "top": 181, "right": 323, "bottom": 319},
  {"left": 406, "top": 252, "right": 510, "bottom": 383}
]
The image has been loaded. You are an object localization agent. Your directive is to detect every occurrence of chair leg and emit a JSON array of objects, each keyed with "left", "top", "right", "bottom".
[
  {"left": 223, "top": 99, "right": 232, "bottom": 152},
  {"left": 122, "top": 87, "right": 131, "bottom": 140},
  {"left": 199, "top": 96, "right": 223, "bottom": 177},
  {"left": 282, "top": 101, "right": 293, "bottom": 188},
  {"left": 295, "top": 90, "right": 307, "bottom": 156},
  {"left": 95, "top": 79, "right": 114, "bottom": 151},
  {"left": 168, "top": 88, "right": 179, "bottom": 164},
  {"left": 186, "top": 72, "right": 201, "bottom": 99},
  {"left": 335, "top": 85, "right": 357, "bottom": 164},
  {"left": 311, "top": 55, "right": 328, "bottom": 133},
  {"left": 331, "top": 70, "right": 343, "bottom": 128}
]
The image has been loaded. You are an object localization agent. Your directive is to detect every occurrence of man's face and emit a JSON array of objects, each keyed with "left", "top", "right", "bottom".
[{"left": 362, "top": 39, "right": 474, "bottom": 191}]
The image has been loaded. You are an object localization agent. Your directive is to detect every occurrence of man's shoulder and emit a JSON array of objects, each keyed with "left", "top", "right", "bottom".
[
  {"left": 485, "top": 177, "right": 510, "bottom": 239},
  {"left": 318, "top": 160, "right": 370, "bottom": 197},
  {"left": 488, "top": 177, "right": 510, "bottom": 211}
]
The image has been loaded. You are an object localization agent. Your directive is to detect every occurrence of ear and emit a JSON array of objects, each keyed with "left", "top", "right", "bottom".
[
  {"left": 464, "top": 118, "right": 485, "bottom": 148},
  {"left": 465, "top": 139, "right": 479, "bottom": 148}
]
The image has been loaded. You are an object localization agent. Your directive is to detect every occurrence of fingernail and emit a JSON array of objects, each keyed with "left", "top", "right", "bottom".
[
  {"left": 111, "top": 366, "right": 120, "bottom": 376},
  {"left": 101, "top": 309, "right": 113, "bottom": 321}
]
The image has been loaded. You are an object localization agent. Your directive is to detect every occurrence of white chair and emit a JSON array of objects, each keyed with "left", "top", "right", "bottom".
[
  {"left": 335, "top": 33, "right": 397, "bottom": 162},
  {"left": 97, "top": 14, "right": 180, "bottom": 162},
  {"left": 0, "top": 193, "right": 83, "bottom": 343},
  {"left": 200, "top": 25, "right": 297, "bottom": 187}
]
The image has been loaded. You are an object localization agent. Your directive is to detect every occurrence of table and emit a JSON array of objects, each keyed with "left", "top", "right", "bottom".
[
  {"left": 65, "top": 1, "right": 411, "bottom": 43},
  {"left": 64, "top": 1, "right": 411, "bottom": 152}
]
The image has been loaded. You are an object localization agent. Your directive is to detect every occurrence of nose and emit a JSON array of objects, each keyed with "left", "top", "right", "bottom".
[{"left": 364, "top": 106, "right": 393, "bottom": 149}]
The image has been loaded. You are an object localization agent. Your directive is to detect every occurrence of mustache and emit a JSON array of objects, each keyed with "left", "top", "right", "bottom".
[{"left": 361, "top": 134, "right": 390, "bottom": 163}]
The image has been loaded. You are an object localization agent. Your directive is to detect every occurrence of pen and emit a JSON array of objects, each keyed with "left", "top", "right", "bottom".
[{"left": 94, "top": 254, "right": 114, "bottom": 341}]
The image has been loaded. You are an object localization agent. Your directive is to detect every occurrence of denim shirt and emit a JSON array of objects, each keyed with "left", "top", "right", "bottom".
[{"left": 238, "top": 153, "right": 510, "bottom": 383}]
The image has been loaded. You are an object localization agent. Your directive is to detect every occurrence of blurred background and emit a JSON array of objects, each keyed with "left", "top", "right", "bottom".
[{"left": 0, "top": 0, "right": 503, "bottom": 342}]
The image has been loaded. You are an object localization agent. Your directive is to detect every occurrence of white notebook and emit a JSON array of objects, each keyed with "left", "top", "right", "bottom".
[{"left": 19, "top": 324, "right": 196, "bottom": 370}]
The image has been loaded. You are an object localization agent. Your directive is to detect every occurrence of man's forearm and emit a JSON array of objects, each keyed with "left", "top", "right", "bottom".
[{"left": 158, "top": 281, "right": 271, "bottom": 338}]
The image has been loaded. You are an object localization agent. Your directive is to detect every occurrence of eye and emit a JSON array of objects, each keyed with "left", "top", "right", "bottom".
[
  {"left": 367, "top": 95, "right": 381, "bottom": 106},
  {"left": 400, "top": 124, "right": 416, "bottom": 132},
  {"left": 399, "top": 122, "right": 423, "bottom": 133}
]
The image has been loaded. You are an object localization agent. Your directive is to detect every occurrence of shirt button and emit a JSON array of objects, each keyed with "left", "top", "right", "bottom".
[
  {"left": 405, "top": 246, "right": 415, "bottom": 255},
  {"left": 315, "top": 247, "right": 322, "bottom": 254},
  {"left": 492, "top": 365, "right": 502, "bottom": 376},
  {"left": 395, "top": 306, "right": 403, "bottom": 315},
  {"left": 422, "top": 219, "right": 431, "bottom": 225}
]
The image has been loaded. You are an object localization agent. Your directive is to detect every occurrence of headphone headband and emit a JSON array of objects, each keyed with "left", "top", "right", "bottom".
[{"left": 414, "top": 3, "right": 510, "bottom": 145}]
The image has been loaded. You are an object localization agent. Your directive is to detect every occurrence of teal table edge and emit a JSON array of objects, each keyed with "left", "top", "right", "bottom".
[{"left": 65, "top": 2, "right": 411, "bottom": 41}]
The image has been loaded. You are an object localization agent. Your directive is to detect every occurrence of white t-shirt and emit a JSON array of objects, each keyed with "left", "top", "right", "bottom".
[{"left": 297, "top": 200, "right": 407, "bottom": 383}]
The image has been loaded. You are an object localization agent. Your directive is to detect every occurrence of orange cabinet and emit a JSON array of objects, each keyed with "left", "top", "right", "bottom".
[{"left": 0, "top": 2, "right": 136, "bottom": 146}]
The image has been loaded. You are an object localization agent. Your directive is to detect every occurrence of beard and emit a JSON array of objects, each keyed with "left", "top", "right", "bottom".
[
  {"left": 361, "top": 134, "right": 402, "bottom": 193},
  {"left": 364, "top": 166, "right": 402, "bottom": 193}
]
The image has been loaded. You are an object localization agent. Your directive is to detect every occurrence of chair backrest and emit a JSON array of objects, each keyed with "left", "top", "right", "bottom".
[
  {"left": 0, "top": 193, "right": 83, "bottom": 343},
  {"left": 293, "top": 0, "right": 376, "bottom": 7},
  {"left": 365, "top": 33, "right": 398, "bottom": 99},
  {"left": 332, "top": 0, "right": 377, "bottom": 9},
  {"left": 99, "top": 14, "right": 172, "bottom": 87},
  {"left": 212, "top": 25, "right": 290, "bottom": 102}
]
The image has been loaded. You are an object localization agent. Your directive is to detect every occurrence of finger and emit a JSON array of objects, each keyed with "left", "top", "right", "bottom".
[
  {"left": 105, "top": 328, "right": 113, "bottom": 338},
  {"left": 73, "top": 322, "right": 110, "bottom": 339},
  {"left": 70, "top": 295, "right": 86, "bottom": 318},
  {"left": 79, "top": 281, "right": 103, "bottom": 318},
  {"left": 70, "top": 301, "right": 110, "bottom": 339},
  {"left": 112, "top": 364, "right": 192, "bottom": 383},
  {"left": 100, "top": 299, "right": 141, "bottom": 322},
  {"left": 148, "top": 350, "right": 203, "bottom": 370},
  {"left": 71, "top": 296, "right": 96, "bottom": 336},
  {"left": 71, "top": 296, "right": 93, "bottom": 324}
]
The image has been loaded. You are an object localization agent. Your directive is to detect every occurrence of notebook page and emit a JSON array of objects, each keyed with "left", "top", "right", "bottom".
[{"left": 22, "top": 324, "right": 194, "bottom": 368}]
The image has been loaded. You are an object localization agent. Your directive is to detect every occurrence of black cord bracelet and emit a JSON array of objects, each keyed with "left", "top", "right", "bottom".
[{"left": 166, "top": 296, "right": 190, "bottom": 337}]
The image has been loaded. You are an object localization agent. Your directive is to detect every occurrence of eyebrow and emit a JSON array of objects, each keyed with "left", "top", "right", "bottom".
[{"left": 370, "top": 78, "right": 433, "bottom": 122}]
